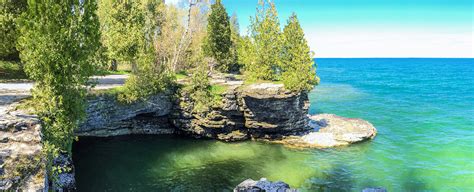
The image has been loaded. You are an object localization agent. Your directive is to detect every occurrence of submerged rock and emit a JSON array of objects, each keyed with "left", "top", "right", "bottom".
[
  {"left": 362, "top": 187, "right": 387, "bottom": 192},
  {"left": 234, "top": 178, "right": 297, "bottom": 192},
  {"left": 274, "top": 114, "right": 377, "bottom": 148}
]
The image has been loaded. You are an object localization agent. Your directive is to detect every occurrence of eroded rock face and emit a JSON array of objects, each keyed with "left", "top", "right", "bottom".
[
  {"left": 170, "top": 83, "right": 310, "bottom": 141},
  {"left": 77, "top": 94, "right": 174, "bottom": 137},
  {"left": 234, "top": 178, "right": 298, "bottom": 192},
  {"left": 275, "top": 114, "right": 377, "bottom": 148},
  {"left": 240, "top": 83, "right": 310, "bottom": 136}
]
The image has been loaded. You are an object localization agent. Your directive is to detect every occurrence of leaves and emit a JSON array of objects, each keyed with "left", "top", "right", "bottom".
[
  {"left": 17, "top": 0, "right": 101, "bottom": 154},
  {"left": 204, "top": 0, "right": 233, "bottom": 72},
  {"left": 281, "top": 13, "right": 319, "bottom": 92}
]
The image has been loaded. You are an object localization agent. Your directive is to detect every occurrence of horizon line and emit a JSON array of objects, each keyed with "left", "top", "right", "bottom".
[{"left": 314, "top": 57, "right": 474, "bottom": 59}]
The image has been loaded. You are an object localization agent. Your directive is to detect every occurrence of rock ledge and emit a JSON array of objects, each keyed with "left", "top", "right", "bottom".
[{"left": 274, "top": 114, "right": 377, "bottom": 148}]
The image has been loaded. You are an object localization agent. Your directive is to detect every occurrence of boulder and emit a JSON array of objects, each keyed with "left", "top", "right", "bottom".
[{"left": 234, "top": 178, "right": 297, "bottom": 192}]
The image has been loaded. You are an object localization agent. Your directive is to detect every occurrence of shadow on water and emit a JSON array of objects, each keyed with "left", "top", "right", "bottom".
[
  {"left": 306, "top": 164, "right": 354, "bottom": 192},
  {"left": 160, "top": 159, "right": 248, "bottom": 191},
  {"left": 401, "top": 170, "right": 429, "bottom": 192},
  {"left": 73, "top": 135, "right": 294, "bottom": 191}
]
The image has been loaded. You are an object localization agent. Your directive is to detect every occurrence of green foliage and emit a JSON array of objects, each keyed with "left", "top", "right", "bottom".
[
  {"left": 281, "top": 14, "right": 319, "bottom": 92},
  {"left": 245, "top": 0, "right": 282, "bottom": 81},
  {"left": 228, "top": 13, "right": 241, "bottom": 72},
  {"left": 118, "top": 47, "right": 175, "bottom": 103},
  {"left": 17, "top": 0, "right": 101, "bottom": 155},
  {"left": 98, "top": 0, "right": 174, "bottom": 103},
  {"left": 0, "top": 0, "right": 27, "bottom": 60},
  {"left": 185, "top": 65, "right": 212, "bottom": 113},
  {"left": 0, "top": 60, "right": 27, "bottom": 81},
  {"left": 175, "top": 71, "right": 189, "bottom": 80},
  {"left": 98, "top": 0, "right": 162, "bottom": 69},
  {"left": 204, "top": 0, "right": 232, "bottom": 72},
  {"left": 89, "top": 86, "right": 126, "bottom": 98}
]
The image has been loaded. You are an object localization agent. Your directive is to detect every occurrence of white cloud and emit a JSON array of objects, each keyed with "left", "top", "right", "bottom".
[
  {"left": 305, "top": 26, "right": 473, "bottom": 58},
  {"left": 165, "top": 0, "right": 182, "bottom": 5}
]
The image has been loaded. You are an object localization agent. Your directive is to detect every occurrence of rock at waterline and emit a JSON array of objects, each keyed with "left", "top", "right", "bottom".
[
  {"left": 234, "top": 178, "right": 297, "bottom": 192},
  {"left": 362, "top": 187, "right": 388, "bottom": 192},
  {"left": 274, "top": 114, "right": 377, "bottom": 148}
]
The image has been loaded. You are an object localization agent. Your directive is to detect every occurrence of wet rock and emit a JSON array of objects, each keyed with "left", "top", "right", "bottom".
[
  {"left": 275, "top": 114, "right": 377, "bottom": 148},
  {"left": 52, "top": 153, "right": 76, "bottom": 191},
  {"left": 234, "top": 178, "right": 297, "bottom": 192},
  {"left": 362, "top": 187, "right": 387, "bottom": 192}
]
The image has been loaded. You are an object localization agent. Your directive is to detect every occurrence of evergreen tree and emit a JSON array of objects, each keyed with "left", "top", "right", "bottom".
[
  {"left": 17, "top": 0, "right": 101, "bottom": 156},
  {"left": 228, "top": 12, "right": 241, "bottom": 72},
  {"left": 281, "top": 13, "right": 319, "bottom": 92},
  {"left": 247, "top": 0, "right": 282, "bottom": 81},
  {"left": 205, "top": 0, "right": 232, "bottom": 72},
  {"left": 0, "top": 0, "right": 27, "bottom": 60}
]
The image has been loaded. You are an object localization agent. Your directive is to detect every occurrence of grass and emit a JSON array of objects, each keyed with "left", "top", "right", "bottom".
[
  {"left": 88, "top": 86, "right": 126, "bottom": 97},
  {"left": 210, "top": 84, "right": 228, "bottom": 106},
  {"left": 95, "top": 70, "right": 131, "bottom": 76},
  {"left": 0, "top": 60, "right": 28, "bottom": 82},
  {"left": 243, "top": 78, "right": 283, "bottom": 85},
  {"left": 175, "top": 71, "right": 189, "bottom": 80},
  {"left": 210, "top": 84, "right": 227, "bottom": 95},
  {"left": 13, "top": 97, "right": 36, "bottom": 114}
]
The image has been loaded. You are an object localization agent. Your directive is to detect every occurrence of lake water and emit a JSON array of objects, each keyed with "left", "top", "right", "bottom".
[{"left": 73, "top": 58, "right": 474, "bottom": 191}]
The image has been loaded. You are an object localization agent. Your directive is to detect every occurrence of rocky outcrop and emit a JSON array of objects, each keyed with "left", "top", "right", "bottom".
[
  {"left": 240, "top": 83, "right": 310, "bottom": 136},
  {"left": 0, "top": 104, "right": 45, "bottom": 191},
  {"left": 170, "top": 83, "right": 310, "bottom": 141},
  {"left": 234, "top": 178, "right": 297, "bottom": 192},
  {"left": 77, "top": 93, "right": 174, "bottom": 137},
  {"left": 273, "top": 114, "right": 377, "bottom": 148}
]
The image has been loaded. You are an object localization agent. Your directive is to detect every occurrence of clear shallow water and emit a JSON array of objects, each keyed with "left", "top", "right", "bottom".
[{"left": 73, "top": 58, "right": 474, "bottom": 191}]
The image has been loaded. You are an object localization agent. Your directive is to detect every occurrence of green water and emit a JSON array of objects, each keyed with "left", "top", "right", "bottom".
[{"left": 73, "top": 58, "right": 474, "bottom": 191}]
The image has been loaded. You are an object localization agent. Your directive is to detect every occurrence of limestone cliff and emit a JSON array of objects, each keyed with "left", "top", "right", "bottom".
[
  {"left": 170, "top": 83, "right": 311, "bottom": 141},
  {"left": 77, "top": 93, "right": 174, "bottom": 136}
]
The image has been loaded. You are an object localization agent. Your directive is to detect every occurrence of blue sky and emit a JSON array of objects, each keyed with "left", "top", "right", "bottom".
[{"left": 167, "top": 0, "right": 473, "bottom": 58}]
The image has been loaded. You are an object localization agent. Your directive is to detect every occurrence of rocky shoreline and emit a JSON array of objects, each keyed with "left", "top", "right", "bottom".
[{"left": 0, "top": 77, "right": 377, "bottom": 191}]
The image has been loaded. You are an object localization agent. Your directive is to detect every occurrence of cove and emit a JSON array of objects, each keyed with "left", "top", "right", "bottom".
[{"left": 73, "top": 58, "right": 474, "bottom": 191}]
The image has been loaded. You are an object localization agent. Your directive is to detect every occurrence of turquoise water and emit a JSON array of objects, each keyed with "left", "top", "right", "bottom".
[{"left": 73, "top": 58, "right": 474, "bottom": 191}]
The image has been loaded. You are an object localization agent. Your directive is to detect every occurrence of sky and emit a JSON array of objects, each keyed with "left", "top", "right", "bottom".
[{"left": 166, "top": 0, "right": 473, "bottom": 58}]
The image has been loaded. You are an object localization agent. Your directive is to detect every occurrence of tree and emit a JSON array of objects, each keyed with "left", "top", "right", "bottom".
[
  {"left": 0, "top": 0, "right": 27, "bottom": 60},
  {"left": 98, "top": 0, "right": 174, "bottom": 103},
  {"left": 246, "top": 0, "right": 282, "bottom": 81},
  {"left": 281, "top": 13, "right": 319, "bottom": 92},
  {"left": 155, "top": 4, "right": 186, "bottom": 72},
  {"left": 204, "top": 0, "right": 232, "bottom": 72},
  {"left": 97, "top": 0, "right": 149, "bottom": 72},
  {"left": 228, "top": 12, "right": 241, "bottom": 72},
  {"left": 17, "top": 0, "right": 101, "bottom": 157}
]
